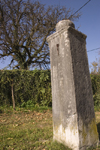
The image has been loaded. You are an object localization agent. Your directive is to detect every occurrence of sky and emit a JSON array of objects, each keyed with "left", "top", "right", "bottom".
[{"left": 0, "top": 0, "right": 100, "bottom": 70}]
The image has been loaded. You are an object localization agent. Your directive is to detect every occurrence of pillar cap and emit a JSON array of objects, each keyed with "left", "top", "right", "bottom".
[{"left": 56, "top": 20, "right": 75, "bottom": 31}]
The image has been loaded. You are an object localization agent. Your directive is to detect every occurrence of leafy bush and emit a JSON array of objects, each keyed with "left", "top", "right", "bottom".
[
  {"left": 1, "top": 69, "right": 100, "bottom": 109},
  {"left": 91, "top": 74, "right": 100, "bottom": 108},
  {"left": 0, "top": 69, "right": 52, "bottom": 108}
]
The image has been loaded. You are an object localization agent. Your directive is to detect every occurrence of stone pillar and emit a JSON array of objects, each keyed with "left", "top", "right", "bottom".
[{"left": 46, "top": 20, "right": 99, "bottom": 150}]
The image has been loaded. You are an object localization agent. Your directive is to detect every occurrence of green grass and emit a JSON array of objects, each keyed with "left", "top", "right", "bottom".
[
  {"left": 0, "top": 107, "right": 100, "bottom": 150},
  {"left": 0, "top": 107, "right": 71, "bottom": 150}
]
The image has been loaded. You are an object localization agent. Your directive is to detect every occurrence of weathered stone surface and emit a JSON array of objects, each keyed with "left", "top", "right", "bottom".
[
  {"left": 56, "top": 20, "right": 75, "bottom": 31},
  {"left": 47, "top": 20, "right": 99, "bottom": 150}
]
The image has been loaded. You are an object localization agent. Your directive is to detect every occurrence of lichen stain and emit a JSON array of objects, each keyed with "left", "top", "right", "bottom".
[
  {"left": 89, "top": 118, "right": 98, "bottom": 139},
  {"left": 53, "top": 123, "right": 61, "bottom": 137},
  {"left": 62, "top": 126, "right": 66, "bottom": 133},
  {"left": 69, "top": 120, "right": 78, "bottom": 136},
  {"left": 81, "top": 125, "right": 87, "bottom": 144},
  {"left": 53, "top": 123, "right": 79, "bottom": 150},
  {"left": 53, "top": 119, "right": 98, "bottom": 149},
  {"left": 54, "top": 122, "right": 78, "bottom": 138},
  {"left": 81, "top": 118, "right": 98, "bottom": 145}
]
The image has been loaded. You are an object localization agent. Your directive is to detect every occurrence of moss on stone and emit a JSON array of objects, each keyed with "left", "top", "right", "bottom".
[
  {"left": 89, "top": 118, "right": 98, "bottom": 139},
  {"left": 81, "top": 125, "right": 87, "bottom": 144},
  {"left": 80, "top": 118, "right": 98, "bottom": 147}
]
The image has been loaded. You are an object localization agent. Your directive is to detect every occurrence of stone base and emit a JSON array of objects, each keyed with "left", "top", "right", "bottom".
[{"left": 53, "top": 117, "right": 99, "bottom": 150}]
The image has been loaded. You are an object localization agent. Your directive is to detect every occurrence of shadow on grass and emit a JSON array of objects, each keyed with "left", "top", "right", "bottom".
[{"left": 97, "top": 122, "right": 100, "bottom": 141}]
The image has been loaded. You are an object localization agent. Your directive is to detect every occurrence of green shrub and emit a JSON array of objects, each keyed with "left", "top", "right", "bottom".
[
  {"left": 0, "top": 69, "right": 51, "bottom": 108},
  {"left": 1, "top": 69, "right": 100, "bottom": 110},
  {"left": 91, "top": 74, "right": 100, "bottom": 108}
]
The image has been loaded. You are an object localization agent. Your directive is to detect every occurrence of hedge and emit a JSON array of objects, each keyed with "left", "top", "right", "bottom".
[
  {"left": 0, "top": 69, "right": 51, "bottom": 108},
  {"left": 91, "top": 74, "right": 100, "bottom": 107},
  {"left": 0, "top": 70, "right": 100, "bottom": 108}
]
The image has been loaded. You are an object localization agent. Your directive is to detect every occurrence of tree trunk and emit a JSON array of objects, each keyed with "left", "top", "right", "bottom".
[{"left": 11, "top": 80, "right": 16, "bottom": 110}]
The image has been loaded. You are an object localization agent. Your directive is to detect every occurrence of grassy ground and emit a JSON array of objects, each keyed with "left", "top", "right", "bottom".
[{"left": 0, "top": 107, "right": 100, "bottom": 150}]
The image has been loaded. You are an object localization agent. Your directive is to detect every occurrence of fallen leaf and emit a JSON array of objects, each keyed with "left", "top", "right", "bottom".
[
  {"left": 13, "top": 124, "right": 18, "bottom": 127},
  {"left": 7, "top": 138, "right": 13, "bottom": 139}
]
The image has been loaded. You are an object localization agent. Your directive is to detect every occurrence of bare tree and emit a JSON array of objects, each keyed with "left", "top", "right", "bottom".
[
  {"left": 0, "top": 0, "right": 81, "bottom": 70},
  {"left": 90, "top": 59, "right": 100, "bottom": 74}
]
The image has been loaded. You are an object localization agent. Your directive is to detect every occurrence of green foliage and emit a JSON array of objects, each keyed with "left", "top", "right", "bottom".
[
  {"left": 0, "top": 69, "right": 52, "bottom": 108},
  {"left": 1, "top": 70, "right": 100, "bottom": 110},
  {"left": 90, "top": 74, "right": 100, "bottom": 109}
]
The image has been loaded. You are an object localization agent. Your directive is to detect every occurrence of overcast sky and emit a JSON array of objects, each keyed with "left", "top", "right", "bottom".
[{"left": 0, "top": 0, "right": 100, "bottom": 70}]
